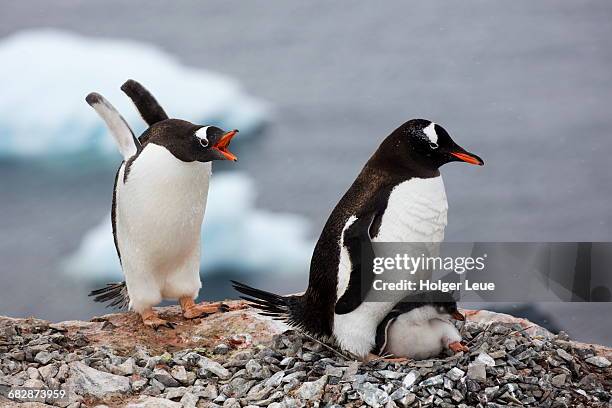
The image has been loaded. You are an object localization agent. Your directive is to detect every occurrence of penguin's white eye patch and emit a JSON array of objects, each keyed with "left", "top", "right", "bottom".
[
  {"left": 195, "top": 126, "right": 210, "bottom": 147},
  {"left": 422, "top": 122, "right": 438, "bottom": 148}
]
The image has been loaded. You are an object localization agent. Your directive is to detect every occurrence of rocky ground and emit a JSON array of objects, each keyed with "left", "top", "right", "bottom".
[{"left": 0, "top": 302, "right": 610, "bottom": 408}]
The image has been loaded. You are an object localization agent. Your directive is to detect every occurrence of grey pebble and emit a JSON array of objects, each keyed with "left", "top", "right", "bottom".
[
  {"left": 556, "top": 348, "right": 573, "bottom": 362},
  {"left": 264, "top": 370, "right": 285, "bottom": 387},
  {"left": 282, "top": 370, "right": 306, "bottom": 383},
  {"left": 551, "top": 373, "right": 567, "bottom": 387},
  {"left": 26, "top": 366, "right": 41, "bottom": 380},
  {"left": 199, "top": 356, "right": 232, "bottom": 379},
  {"left": 402, "top": 370, "right": 419, "bottom": 388},
  {"left": 475, "top": 352, "right": 496, "bottom": 366},
  {"left": 152, "top": 368, "right": 180, "bottom": 387},
  {"left": 163, "top": 386, "right": 187, "bottom": 399},
  {"left": 132, "top": 378, "right": 148, "bottom": 392},
  {"left": 355, "top": 382, "right": 390, "bottom": 408},
  {"left": 296, "top": 374, "right": 328, "bottom": 400},
  {"left": 446, "top": 367, "right": 464, "bottom": 381},
  {"left": 467, "top": 362, "right": 486, "bottom": 382},
  {"left": 34, "top": 351, "right": 55, "bottom": 365},
  {"left": 213, "top": 343, "right": 230, "bottom": 355},
  {"left": 193, "top": 383, "right": 219, "bottom": 399},
  {"left": 180, "top": 392, "right": 198, "bottom": 407},
  {"left": 419, "top": 374, "right": 443, "bottom": 387},
  {"left": 585, "top": 356, "right": 610, "bottom": 368}
]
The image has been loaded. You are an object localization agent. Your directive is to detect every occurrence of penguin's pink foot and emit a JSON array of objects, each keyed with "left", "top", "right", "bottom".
[
  {"left": 449, "top": 341, "right": 469, "bottom": 353},
  {"left": 180, "top": 297, "right": 230, "bottom": 319},
  {"left": 140, "top": 309, "right": 175, "bottom": 330}
]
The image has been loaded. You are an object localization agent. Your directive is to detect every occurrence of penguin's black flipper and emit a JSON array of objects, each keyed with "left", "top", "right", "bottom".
[
  {"left": 89, "top": 281, "right": 129, "bottom": 309},
  {"left": 121, "top": 79, "right": 169, "bottom": 126},
  {"left": 334, "top": 210, "right": 380, "bottom": 315}
]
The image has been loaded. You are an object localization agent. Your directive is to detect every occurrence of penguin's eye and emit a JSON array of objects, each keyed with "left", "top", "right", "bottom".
[
  {"left": 195, "top": 127, "right": 209, "bottom": 147},
  {"left": 429, "top": 142, "right": 438, "bottom": 149}
]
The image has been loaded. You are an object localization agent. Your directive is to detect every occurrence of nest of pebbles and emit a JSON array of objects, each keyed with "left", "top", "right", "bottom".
[{"left": 0, "top": 316, "right": 610, "bottom": 407}]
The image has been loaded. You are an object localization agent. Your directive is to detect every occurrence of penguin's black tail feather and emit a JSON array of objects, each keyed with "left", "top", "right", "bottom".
[
  {"left": 89, "top": 281, "right": 129, "bottom": 309},
  {"left": 231, "top": 280, "right": 307, "bottom": 330}
]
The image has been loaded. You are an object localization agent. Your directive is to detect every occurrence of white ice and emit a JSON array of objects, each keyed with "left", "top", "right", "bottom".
[
  {"left": 63, "top": 173, "right": 314, "bottom": 281},
  {"left": 0, "top": 30, "right": 269, "bottom": 159}
]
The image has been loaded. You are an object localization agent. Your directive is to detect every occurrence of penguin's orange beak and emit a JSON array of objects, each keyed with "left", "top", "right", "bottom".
[
  {"left": 452, "top": 311, "right": 465, "bottom": 321},
  {"left": 213, "top": 129, "right": 238, "bottom": 161},
  {"left": 450, "top": 151, "right": 484, "bottom": 166}
]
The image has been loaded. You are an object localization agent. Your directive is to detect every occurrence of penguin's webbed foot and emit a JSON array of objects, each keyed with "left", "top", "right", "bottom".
[
  {"left": 180, "top": 297, "right": 231, "bottom": 319},
  {"left": 449, "top": 341, "right": 469, "bottom": 353}
]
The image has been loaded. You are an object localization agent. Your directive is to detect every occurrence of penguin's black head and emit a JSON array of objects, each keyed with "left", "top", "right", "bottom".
[
  {"left": 145, "top": 119, "right": 239, "bottom": 163},
  {"left": 402, "top": 290, "right": 465, "bottom": 321},
  {"left": 432, "top": 300, "right": 465, "bottom": 321},
  {"left": 382, "top": 119, "right": 483, "bottom": 170}
]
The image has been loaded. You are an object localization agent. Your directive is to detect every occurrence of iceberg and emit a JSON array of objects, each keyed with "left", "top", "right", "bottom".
[
  {"left": 63, "top": 172, "right": 314, "bottom": 281},
  {"left": 0, "top": 30, "right": 269, "bottom": 159}
]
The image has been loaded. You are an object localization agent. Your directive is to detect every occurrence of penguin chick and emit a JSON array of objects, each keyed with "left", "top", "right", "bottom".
[
  {"left": 87, "top": 80, "right": 238, "bottom": 328},
  {"left": 234, "top": 119, "right": 483, "bottom": 358},
  {"left": 372, "top": 295, "right": 468, "bottom": 361}
]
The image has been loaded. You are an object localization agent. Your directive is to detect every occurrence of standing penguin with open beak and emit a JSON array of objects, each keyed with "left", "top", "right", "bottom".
[
  {"left": 234, "top": 119, "right": 483, "bottom": 359},
  {"left": 88, "top": 80, "right": 239, "bottom": 328}
]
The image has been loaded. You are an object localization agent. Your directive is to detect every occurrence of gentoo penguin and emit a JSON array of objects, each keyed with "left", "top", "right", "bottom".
[
  {"left": 234, "top": 119, "right": 483, "bottom": 358},
  {"left": 371, "top": 292, "right": 469, "bottom": 361},
  {"left": 87, "top": 80, "right": 239, "bottom": 328}
]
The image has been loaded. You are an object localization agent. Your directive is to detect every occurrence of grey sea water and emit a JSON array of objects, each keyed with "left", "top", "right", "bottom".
[{"left": 1, "top": 1, "right": 611, "bottom": 344}]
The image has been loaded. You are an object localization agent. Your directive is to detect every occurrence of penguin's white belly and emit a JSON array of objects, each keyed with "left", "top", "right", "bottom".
[
  {"left": 333, "top": 176, "right": 448, "bottom": 357},
  {"left": 384, "top": 317, "right": 461, "bottom": 360},
  {"left": 115, "top": 144, "right": 211, "bottom": 311},
  {"left": 373, "top": 176, "right": 448, "bottom": 243}
]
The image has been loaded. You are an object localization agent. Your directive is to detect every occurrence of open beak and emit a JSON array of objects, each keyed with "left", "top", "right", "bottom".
[
  {"left": 452, "top": 311, "right": 465, "bottom": 321},
  {"left": 450, "top": 151, "right": 484, "bottom": 166},
  {"left": 213, "top": 129, "right": 238, "bottom": 161}
]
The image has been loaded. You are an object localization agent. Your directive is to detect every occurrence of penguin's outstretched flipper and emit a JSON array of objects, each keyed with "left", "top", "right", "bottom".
[
  {"left": 89, "top": 281, "right": 129, "bottom": 309},
  {"left": 121, "top": 79, "right": 169, "bottom": 126},
  {"left": 86, "top": 92, "right": 141, "bottom": 159}
]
